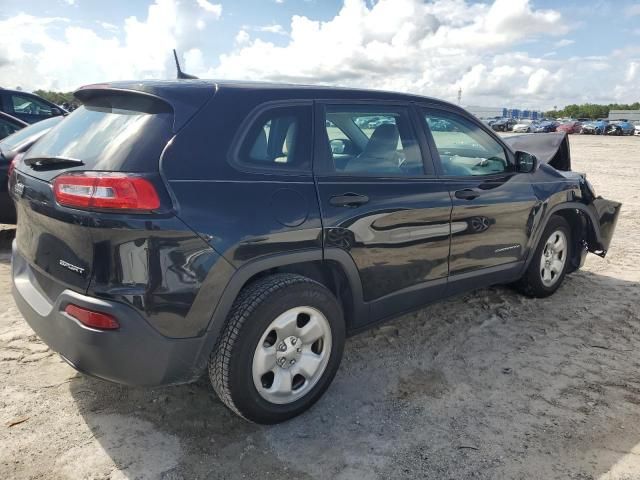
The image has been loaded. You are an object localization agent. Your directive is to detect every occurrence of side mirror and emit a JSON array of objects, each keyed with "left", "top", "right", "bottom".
[
  {"left": 51, "top": 107, "right": 63, "bottom": 116},
  {"left": 515, "top": 151, "right": 538, "bottom": 173}
]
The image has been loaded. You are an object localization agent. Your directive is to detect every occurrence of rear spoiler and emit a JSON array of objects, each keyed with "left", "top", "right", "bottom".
[
  {"left": 503, "top": 132, "right": 571, "bottom": 171},
  {"left": 74, "top": 82, "right": 217, "bottom": 133}
]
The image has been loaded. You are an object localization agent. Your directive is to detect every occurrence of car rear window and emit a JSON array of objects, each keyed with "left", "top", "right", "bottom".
[{"left": 23, "top": 92, "right": 174, "bottom": 175}]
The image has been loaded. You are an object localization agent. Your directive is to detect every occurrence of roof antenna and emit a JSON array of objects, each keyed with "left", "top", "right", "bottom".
[{"left": 173, "top": 49, "right": 199, "bottom": 80}]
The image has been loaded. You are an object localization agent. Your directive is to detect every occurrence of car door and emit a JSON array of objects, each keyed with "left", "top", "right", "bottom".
[
  {"left": 314, "top": 101, "right": 452, "bottom": 326},
  {"left": 419, "top": 105, "right": 539, "bottom": 293}
]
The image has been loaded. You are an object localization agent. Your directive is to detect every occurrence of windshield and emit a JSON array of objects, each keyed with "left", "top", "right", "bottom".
[{"left": 0, "top": 116, "right": 62, "bottom": 152}]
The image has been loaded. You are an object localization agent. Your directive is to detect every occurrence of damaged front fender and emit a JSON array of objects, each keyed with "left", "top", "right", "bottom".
[{"left": 588, "top": 198, "right": 622, "bottom": 256}]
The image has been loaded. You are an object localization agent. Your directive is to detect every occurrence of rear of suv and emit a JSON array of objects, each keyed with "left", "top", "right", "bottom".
[{"left": 11, "top": 80, "right": 620, "bottom": 424}]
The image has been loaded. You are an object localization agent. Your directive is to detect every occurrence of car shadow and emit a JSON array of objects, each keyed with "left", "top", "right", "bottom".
[
  {"left": 67, "top": 270, "right": 640, "bottom": 479},
  {"left": 0, "top": 227, "right": 15, "bottom": 252}
]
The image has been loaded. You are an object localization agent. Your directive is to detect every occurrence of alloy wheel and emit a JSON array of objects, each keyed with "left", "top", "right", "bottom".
[{"left": 540, "top": 229, "right": 567, "bottom": 287}]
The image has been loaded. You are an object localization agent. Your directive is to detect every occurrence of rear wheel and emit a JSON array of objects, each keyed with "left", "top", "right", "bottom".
[
  {"left": 209, "top": 274, "right": 345, "bottom": 424},
  {"left": 515, "top": 216, "right": 571, "bottom": 298}
]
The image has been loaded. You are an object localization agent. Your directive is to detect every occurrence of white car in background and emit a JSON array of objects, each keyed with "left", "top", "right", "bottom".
[
  {"left": 634, "top": 121, "right": 640, "bottom": 136},
  {"left": 512, "top": 119, "right": 537, "bottom": 133}
]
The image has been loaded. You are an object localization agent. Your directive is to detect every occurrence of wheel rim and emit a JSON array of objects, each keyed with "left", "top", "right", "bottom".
[
  {"left": 540, "top": 229, "right": 567, "bottom": 287},
  {"left": 252, "top": 306, "right": 332, "bottom": 405}
]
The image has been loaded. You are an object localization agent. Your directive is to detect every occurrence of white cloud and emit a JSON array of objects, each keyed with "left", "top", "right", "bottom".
[
  {"left": 235, "top": 29, "right": 250, "bottom": 45},
  {"left": 0, "top": 0, "right": 222, "bottom": 91},
  {"left": 98, "top": 21, "right": 119, "bottom": 32},
  {"left": 196, "top": 0, "right": 222, "bottom": 18},
  {"left": 555, "top": 38, "right": 574, "bottom": 47},
  {"left": 626, "top": 4, "right": 640, "bottom": 16},
  {"left": 0, "top": 0, "right": 638, "bottom": 109},
  {"left": 208, "top": 0, "right": 639, "bottom": 108},
  {"left": 256, "top": 24, "right": 287, "bottom": 35},
  {"left": 211, "top": 0, "right": 575, "bottom": 107}
]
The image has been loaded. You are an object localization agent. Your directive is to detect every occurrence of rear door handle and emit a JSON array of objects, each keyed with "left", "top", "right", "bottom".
[
  {"left": 329, "top": 193, "right": 369, "bottom": 208},
  {"left": 454, "top": 189, "right": 479, "bottom": 200}
]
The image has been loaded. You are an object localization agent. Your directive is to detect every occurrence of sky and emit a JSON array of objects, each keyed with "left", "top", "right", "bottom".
[{"left": 0, "top": 0, "right": 639, "bottom": 110}]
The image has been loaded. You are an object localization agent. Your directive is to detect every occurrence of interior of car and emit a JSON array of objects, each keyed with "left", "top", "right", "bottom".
[{"left": 325, "top": 110, "right": 423, "bottom": 176}]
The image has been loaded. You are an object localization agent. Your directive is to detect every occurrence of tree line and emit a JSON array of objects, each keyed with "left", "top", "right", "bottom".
[
  {"left": 33, "top": 90, "right": 77, "bottom": 107},
  {"left": 545, "top": 102, "right": 640, "bottom": 120}
]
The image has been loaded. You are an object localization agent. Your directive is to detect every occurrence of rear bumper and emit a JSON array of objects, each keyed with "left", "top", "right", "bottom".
[{"left": 11, "top": 241, "right": 209, "bottom": 386}]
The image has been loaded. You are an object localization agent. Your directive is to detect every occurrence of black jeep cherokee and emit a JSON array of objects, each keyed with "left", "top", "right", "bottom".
[{"left": 10, "top": 80, "right": 621, "bottom": 424}]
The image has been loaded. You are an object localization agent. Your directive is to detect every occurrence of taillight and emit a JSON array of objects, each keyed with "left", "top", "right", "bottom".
[
  {"left": 64, "top": 304, "right": 120, "bottom": 330},
  {"left": 8, "top": 159, "right": 16, "bottom": 179},
  {"left": 53, "top": 172, "right": 160, "bottom": 212},
  {"left": 7, "top": 153, "right": 22, "bottom": 181}
]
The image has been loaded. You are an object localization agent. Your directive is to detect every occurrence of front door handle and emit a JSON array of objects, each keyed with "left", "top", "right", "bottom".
[
  {"left": 329, "top": 193, "right": 369, "bottom": 208},
  {"left": 454, "top": 189, "right": 479, "bottom": 200}
]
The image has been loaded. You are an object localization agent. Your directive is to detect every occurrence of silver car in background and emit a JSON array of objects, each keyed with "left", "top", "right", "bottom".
[{"left": 512, "top": 119, "right": 537, "bottom": 133}]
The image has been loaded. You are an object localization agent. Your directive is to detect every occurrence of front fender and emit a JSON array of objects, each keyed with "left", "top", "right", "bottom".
[{"left": 524, "top": 199, "right": 621, "bottom": 273}]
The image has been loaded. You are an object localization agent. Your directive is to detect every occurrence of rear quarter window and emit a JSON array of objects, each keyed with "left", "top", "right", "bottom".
[
  {"left": 233, "top": 103, "right": 312, "bottom": 174},
  {"left": 23, "top": 93, "right": 174, "bottom": 176}
]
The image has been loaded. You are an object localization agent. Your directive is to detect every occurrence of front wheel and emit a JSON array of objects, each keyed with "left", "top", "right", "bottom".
[
  {"left": 515, "top": 216, "right": 571, "bottom": 298},
  {"left": 209, "top": 274, "right": 345, "bottom": 424}
]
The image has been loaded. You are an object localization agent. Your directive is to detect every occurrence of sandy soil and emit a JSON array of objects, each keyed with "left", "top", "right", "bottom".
[{"left": 1, "top": 134, "right": 639, "bottom": 480}]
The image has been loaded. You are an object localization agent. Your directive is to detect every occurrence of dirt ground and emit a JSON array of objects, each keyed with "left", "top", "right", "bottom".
[{"left": 1, "top": 134, "right": 639, "bottom": 480}]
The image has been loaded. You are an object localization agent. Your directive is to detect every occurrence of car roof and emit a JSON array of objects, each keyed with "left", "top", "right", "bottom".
[{"left": 75, "top": 78, "right": 465, "bottom": 111}]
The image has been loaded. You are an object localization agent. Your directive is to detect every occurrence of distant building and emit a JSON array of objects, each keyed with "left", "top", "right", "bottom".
[
  {"left": 608, "top": 110, "right": 640, "bottom": 121},
  {"left": 465, "top": 106, "right": 543, "bottom": 120}
]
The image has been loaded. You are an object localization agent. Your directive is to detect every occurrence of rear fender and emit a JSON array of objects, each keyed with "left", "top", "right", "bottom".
[{"left": 190, "top": 249, "right": 367, "bottom": 377}]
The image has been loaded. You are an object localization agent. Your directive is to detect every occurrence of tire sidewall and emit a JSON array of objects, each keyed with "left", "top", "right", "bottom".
[{"left": 228, "top": 281, "right": 345, "bottom": 424}]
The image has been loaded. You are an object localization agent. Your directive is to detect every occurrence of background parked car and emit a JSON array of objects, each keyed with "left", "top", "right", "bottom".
[
  {"left": 0, "top": 88, "right": 67, "bottom": 124},
  {"left": 634, "top": 121, "right": 640, "bottom": 136},
  {"left": 491, "top": 118, "right": 517, "bottom": 132},
  {"left": 532, "top": 120, "right": 558, "bottom": 133},
  {"left": 512, "top": 119, "right": 537, "bottom": 133},
  {"left": 0, "top": 115, "right": 63, "bottom": 223},
  {"left": 556, "top": 120, "right": 582, "bottom": 134},
  {"left": 581, "top": 120, "right": 608, "bottom": 135},
  {"left": 606, "top": 120, "right": 635, "bottom": 136},
  {"left": 0, "top": 111, "right": 27, "bottom": 140}
]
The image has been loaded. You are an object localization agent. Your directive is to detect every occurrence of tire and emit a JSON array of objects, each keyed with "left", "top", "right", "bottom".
[
  {"left": 515, "top": 216, "right": 571, "bottom": 298},
  {"left": 209, "top": 273, "right": 345, "bottom": 424}
]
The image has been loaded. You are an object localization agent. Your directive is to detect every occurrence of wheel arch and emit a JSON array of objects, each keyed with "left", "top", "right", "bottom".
[
  {"left": 194, "top": 249, "right": 366, "bottom": 374},
  {"left": 525, "top": 202, "right": 603, "bottom": 273}
]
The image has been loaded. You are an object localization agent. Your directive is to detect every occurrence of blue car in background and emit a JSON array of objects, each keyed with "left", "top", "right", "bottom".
[
  {"left": 532, "top": 120, "right": 558, "bottom": 133},
  {"left": 581, "top": 120, "right": 608, "bottom": 135},
  {"left": 606, "top": 120, "right": 635, "bottom": 136}
]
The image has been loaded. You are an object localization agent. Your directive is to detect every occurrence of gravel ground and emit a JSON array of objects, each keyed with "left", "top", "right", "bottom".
[{"left": 1, "top": 134, "right": 639, "bottom": 480}]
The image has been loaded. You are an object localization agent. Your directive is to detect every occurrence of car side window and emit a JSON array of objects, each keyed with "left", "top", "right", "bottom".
[
  {"left": 0, "top": 118, "right": 21, "bottom": 139},
  {"left": 324, "top": 105, "right": 423, "bottom": 176},
  {"left": 238, "top": 105, "right": 311, "bottom": 173},
  {"left": 422, "top": 109, "right": 509, "bottom": 177},
  {"left": 11, "top": 95, "right": 55, "bottom": 117}
]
